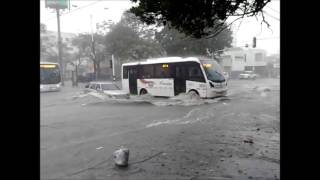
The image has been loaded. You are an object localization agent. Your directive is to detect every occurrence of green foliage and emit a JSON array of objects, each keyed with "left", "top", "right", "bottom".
[
  {"left": 104, "top": 12, "right": 164, "bottom": 61},
  {"left": 156, "top": 25, "right": 233, "bottom": 56},
  {"left": 129, "top": 0, "right": 271, "bottom": 38}
]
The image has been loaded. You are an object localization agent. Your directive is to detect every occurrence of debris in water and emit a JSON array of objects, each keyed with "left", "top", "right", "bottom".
[
  {"left": 244, "top": 139, "right": 254, "bottom": 144},
  {"left": 247, "top": 153, "right": 254, "bottom": 156},
  {"left": 263, "top": 88, "right": 271, "bottom": 92},
  {"left": 218, "top": 149, "right": 224, "bottom": 152},
  {"left": 96, "top": 147, "right": 104, "bottom": 150},
  {"left": 113, "top": 147, "right": 129, "bottom": 167}
]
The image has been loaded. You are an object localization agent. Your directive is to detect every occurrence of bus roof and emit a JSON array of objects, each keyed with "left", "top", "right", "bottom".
[{"left": 121, "top": 56, "right": 214, "bottom": 66}]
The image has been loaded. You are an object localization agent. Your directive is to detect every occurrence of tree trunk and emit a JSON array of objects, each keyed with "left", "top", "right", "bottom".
[
  {"left": 93, "top": 61, "right": 97, "bottom": 81},
  {"left": 97, "top": 62, "right": 101, "bottom": 80},
  {"left": 75, "top": 65, "right": 78, "bottom": 87}
]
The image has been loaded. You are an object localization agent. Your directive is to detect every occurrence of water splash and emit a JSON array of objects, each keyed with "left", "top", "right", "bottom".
[
  {"left": 70, "top": 91, "right": 229, "bottom": 107},
  {"left": 146, "top": 108, "right": 214, "bottom": 127}
]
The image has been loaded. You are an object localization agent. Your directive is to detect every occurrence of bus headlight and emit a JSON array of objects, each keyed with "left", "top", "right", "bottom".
[{"left": 56, "top": 84, "right": 60, "bottom": 88}]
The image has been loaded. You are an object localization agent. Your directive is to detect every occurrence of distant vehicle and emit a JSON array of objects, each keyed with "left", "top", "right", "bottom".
[
  {"left": 84, "top": 81, "right": 129, "bottom": 98},
  {"left": 223, "top": 72, "right": 229, "bottom": 80},
  {"left": 40, "top": 62, "right": 61, "bottom": 92},
  {"left": 239, "top": 71, "right": 258, "bottom": 80},
  {"left": 77, "top": 75, "right": 90, "bottom": 83},
  {"left": 121, "top": 56, "right": 227, "bottom": 98}
]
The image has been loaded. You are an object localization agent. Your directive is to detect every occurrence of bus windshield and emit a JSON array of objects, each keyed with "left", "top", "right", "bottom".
[
  {"left": 40, "top": 65, "right": 61, "bottom": 84},
  {"left": 200, "top": 60, "right": 225, "bottom": 83}
]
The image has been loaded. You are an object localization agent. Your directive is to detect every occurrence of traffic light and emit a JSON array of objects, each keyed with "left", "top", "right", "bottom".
[{"left": 253, "top": 37, "right": 256, "bottom": 48}]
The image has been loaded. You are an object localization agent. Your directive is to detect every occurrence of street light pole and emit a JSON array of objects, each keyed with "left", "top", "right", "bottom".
[
  {"left": 90, "top": 14, "right": 97, "bottom": 80},
  {"left": 56, "top": 8, "right": 64, "bottom": 86}
]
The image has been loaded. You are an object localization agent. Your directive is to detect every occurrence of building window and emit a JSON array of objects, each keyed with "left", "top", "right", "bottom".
[
  {"left": 255, "top": 53, "right": 263, "bottom": 62},
  {"left": 235, "top": 56, "right": 244, "bottom": 61}
]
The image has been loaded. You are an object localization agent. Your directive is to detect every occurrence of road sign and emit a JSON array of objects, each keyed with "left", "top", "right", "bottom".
[{"left": 45, "top": 0, "right": 69, "bottom": 9}]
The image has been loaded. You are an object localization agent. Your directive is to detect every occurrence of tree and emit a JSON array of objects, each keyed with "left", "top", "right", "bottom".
[
  {"left": 156, "top": 24, "right": 233, "bottom": 56},
  {"left": 120, "top": 11, "right": 156, "bottom": 40},
  {"left": 71, "top": 33, "right": 106, "bottom": 80},
  {"left": 129, "top": 0, "right": 271, "bottom": 38},
  {"left": 104, "top": 13, "right": 164, "bottom": 61},
  {"left": 96, "top": 20, "right": 115, "bottom": 35}
]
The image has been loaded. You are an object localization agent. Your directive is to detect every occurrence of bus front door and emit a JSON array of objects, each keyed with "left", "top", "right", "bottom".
[
  {"left": 174, "top": 66, "right": 187, "bottom": 95},
  {"left": 128, "top": 67, "right": 138, "bottom": 95}
]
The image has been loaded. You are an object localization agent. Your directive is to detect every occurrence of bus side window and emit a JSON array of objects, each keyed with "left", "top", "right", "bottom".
[
  {"left": 90, "top": 84, "right": 96, "bottom": 89},
  {"left": 141, "top": 65, "right": 154, "bottom": 78},
  {"left": 123, "top": 66, "right": 128, "bottom": 79},
  {"left": 96, "top": 84, "right": 101, "bottom": 90},
  {"left": 189, "top": 65, "right": 205, "bottom": 82},
  {"left": 155, "top": 64, "right": 171, "bottom": 78}
]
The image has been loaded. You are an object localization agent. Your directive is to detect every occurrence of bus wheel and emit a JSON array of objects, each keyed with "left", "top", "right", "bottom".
[
  {"left": 140, "top": 89, "right": 148, "bottom": 95},
  {"left": 188, "top": 90, "right": 199, "bottom": 99}
]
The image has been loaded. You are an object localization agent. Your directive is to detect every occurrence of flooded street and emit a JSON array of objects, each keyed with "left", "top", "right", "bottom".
[{"left": 41, "top": 78, "right": 279, "bottom": 180}]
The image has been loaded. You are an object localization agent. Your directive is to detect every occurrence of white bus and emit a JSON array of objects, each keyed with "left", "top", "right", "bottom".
[
  {"left": 40, "top": 62, "right": 61, "bottom": 92},
  {"left": 121, "top": 57, "right": 227, "bottom": 98}
]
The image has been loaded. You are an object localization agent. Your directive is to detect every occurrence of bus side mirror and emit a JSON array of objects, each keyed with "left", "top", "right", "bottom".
[{"left": 210, "top": 82, "right": 214, "bottom": 88}]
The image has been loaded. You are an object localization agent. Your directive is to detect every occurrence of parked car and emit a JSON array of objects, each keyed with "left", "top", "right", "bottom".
[
  {"left": 84, "top": 81, "right": 129, "bottom": 99},
  {"left": 239, "top": 71, "right": 258, "bottom": 80}
]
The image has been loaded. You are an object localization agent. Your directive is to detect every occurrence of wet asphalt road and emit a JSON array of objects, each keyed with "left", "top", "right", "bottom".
[{"left": 41, "top": 79, "right": 280, "bottom": 180}]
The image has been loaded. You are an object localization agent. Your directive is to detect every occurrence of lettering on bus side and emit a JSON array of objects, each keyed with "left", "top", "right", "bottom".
[{"left": 159, "top": 80, "right": 172, "bottom": 86}]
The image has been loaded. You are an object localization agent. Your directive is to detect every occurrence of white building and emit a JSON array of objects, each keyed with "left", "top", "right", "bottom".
[{"left": 220, "top": 47, "right": 267, "bottom": 78}]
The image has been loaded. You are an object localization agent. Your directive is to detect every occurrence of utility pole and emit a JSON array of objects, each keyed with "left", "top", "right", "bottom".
[
  {"left": 112, "top": 54, "right": 115, "bottom": 81},
  {"left": 90, "top": 14, "right": 97, "bottom": 80},
  {"left": 56, "top": 8, "right": 64, "bottom": 86}
]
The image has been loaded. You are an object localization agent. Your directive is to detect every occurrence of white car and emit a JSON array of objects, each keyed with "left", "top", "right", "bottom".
[
  {"left": 239, "top": 71, "right": 258, "bottom": 80},
  {"left": 84, "top": 81, "right": 129, "bottom": 99}
]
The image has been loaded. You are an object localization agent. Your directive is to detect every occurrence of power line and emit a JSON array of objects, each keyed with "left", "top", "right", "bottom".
[
  {"left": 265, "top": 6, "right": 280, "bottom": 14},
  {"left": 257, "top": 36, "right": 280, "bottom": 40},
  {"left": 236, "top": 36, "right": 279, "bottom": 43},
  {"left": 263, "top": 11, "right": 280, "bottom": 21},
  {"left": 43, "top": 0, "right": 106, "bottom": 22}
]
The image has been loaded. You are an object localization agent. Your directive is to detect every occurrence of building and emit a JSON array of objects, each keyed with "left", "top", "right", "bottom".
[
  {"left": 40, "top": 31, "right": 78, "bottom": 62},
  {"left": 220, "top": 47, "right": 268, "bottom": 78}
]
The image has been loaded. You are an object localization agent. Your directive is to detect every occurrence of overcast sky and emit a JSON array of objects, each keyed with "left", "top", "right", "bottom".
[{"left": 40, "top": 0, "right": 279, "bottom": 55}]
